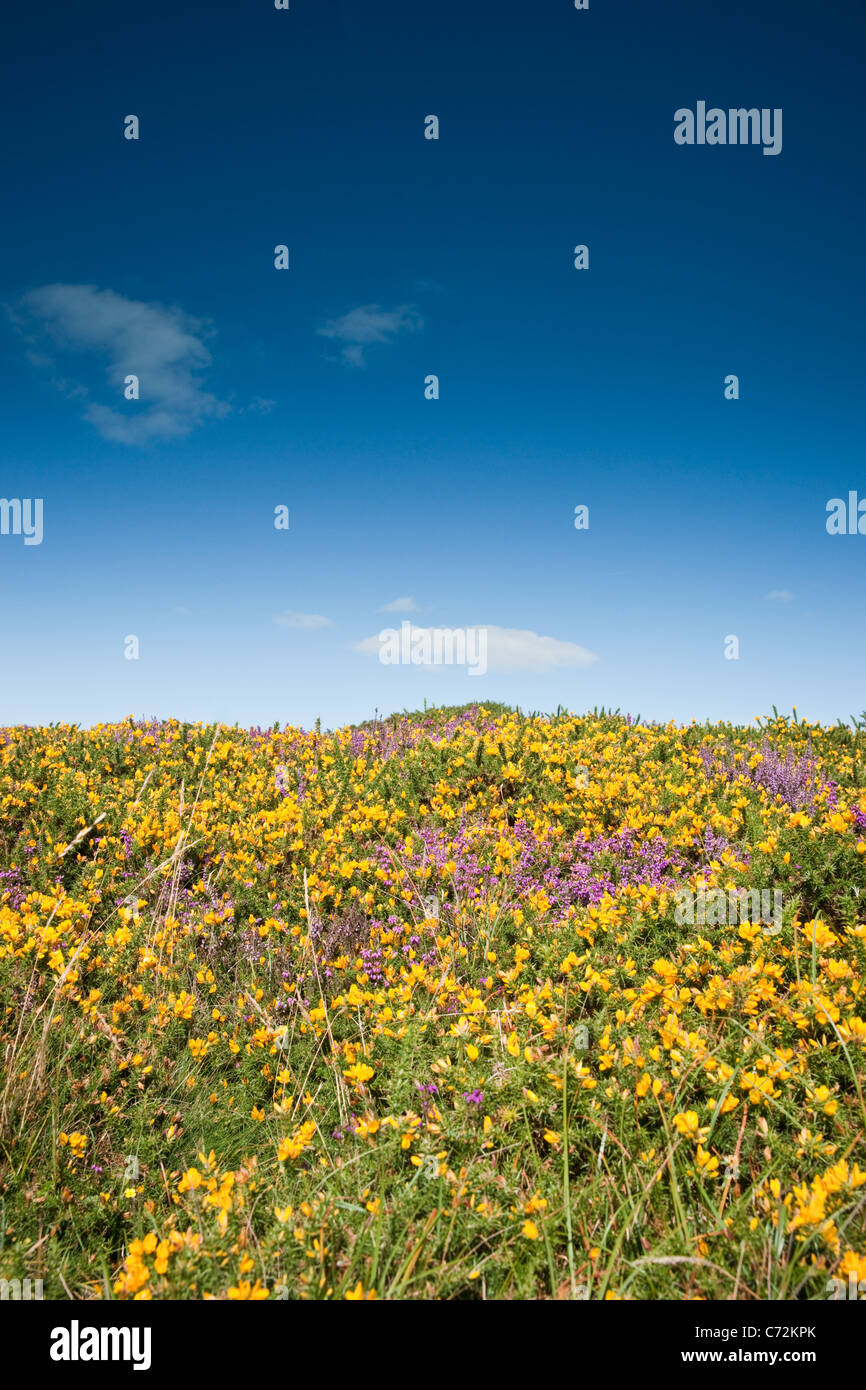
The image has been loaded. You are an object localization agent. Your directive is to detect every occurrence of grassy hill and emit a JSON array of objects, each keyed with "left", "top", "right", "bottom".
[{"left": 1, "top": 705, "right": 865, "bottom": 1299}]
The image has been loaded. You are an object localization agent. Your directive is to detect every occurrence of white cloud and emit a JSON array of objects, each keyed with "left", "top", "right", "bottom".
[
  {"left": 480, "top": 626, "right": 597, "bottom": 672},
  {"left": 316, "top": 303, "right": 422, "bottom": 367},
  {"left": 764, "top": 589, "right": 795, "bottom": 602},
  {"left": 486, "top": 627, "right": 597, "bottom": 672},
  {"left": 378, "top": 596, "right": 419, "bottom": 612},
  {"left": 353, "top": 624, "right": 598, "bottom": 673},
  {"left": 274, "top": 611, "right": 334, "bottom": 630},
  {"left": 13, "top": 283, "right": 229, "bottom": 444}
]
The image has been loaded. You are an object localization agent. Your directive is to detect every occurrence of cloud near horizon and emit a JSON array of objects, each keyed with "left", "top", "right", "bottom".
[
  {"left": 12, "top": 283, "right": 229, "bottom": 444},
  {"left": 353, "top": 624, "right": 598, "bottom": 673}
]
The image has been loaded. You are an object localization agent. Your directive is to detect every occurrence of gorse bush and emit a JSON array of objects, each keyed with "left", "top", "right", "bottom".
[{"left": 1, "top": 705, "right": 865, "bottom": 1300}]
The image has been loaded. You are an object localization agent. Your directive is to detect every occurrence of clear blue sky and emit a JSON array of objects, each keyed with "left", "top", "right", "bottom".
[{"left": 1, "top": 0, "right": 864, "bottom": 729}]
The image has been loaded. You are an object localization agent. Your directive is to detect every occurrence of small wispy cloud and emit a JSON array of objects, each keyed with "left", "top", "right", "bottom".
[
  {"left": 316, "top": 303, "right": 422, "bottom": 367},
  {"left": 378, "top": 596, "right": 419, "bottom": 613},
  {"left": 274, "top": 611, "right": 334, "bottom": 630},
  {"left": 11, "top": 283, "right": 229, "bottom": 444},
  {"left": 764, "top": 589, "right": 795, "bottom": 602}
]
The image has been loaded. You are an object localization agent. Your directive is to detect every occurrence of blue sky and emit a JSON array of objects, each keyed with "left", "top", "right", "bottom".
[{"left": 1, "top": 0, "right": 864, "bottom": 729}]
